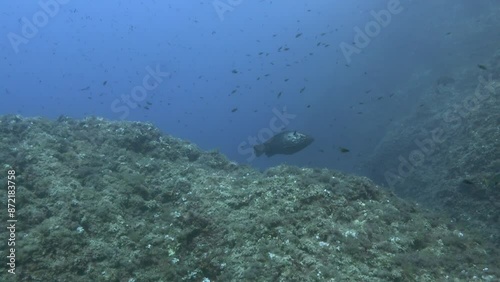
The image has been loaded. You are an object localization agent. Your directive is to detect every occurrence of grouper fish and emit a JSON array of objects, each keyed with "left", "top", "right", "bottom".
[{"left": 254, "top": 130, "right": 314, "bottom": 157}]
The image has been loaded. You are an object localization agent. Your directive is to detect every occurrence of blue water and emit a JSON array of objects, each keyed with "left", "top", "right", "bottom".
[{"left": 1, "top": 0, "right": 497, "bottom": 172}]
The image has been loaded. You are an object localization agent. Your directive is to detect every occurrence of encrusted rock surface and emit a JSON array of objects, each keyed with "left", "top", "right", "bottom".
[{"left": 0, "top": 115, "right": 498, "bottom": 281}]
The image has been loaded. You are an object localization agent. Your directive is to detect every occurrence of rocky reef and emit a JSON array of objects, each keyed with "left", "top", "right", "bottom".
[
  {"left": 364, "top": 51, "right": 500, "bottom": 261},
  {"left": 0, "top": 114, "right": 498, "bottom": 281}
]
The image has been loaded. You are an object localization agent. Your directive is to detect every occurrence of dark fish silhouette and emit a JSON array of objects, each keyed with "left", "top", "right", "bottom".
[
  {"left": 339, "top": 147, "right": 350, "bottom": 153},
  {"left": 254, "top": 130, "right": 314, "bottom": 157}
]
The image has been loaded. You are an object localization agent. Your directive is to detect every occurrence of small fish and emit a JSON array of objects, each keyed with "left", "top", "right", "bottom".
[
  {"left": 102, "top": 80, "right": 107, "bottom": 86},
  {"left": 80, "top": 86, "right": 90, "bottom": 91},
  {"left": 232, "top": 69, "right": 238, "bottom": 74},
  {"left": 295, "top": 33, "right": 302, "bottom": 38},
  {"left": 277, "top": 92, "right": 282, "bottom": 98},
  {"left": 339, "top": 147, "right": 350, "bottom": 153},
  {"left": 477, "top": 64, "right": 487, "bottom": 70},
  {"left": 299, "top": 87, "right": 306, "bottom": 93},
  {"left": 231, "top": 108, "right": 238, "bottom": 112},
  {"left": 462, "top": 179, "right": 474, "bottom": 185}
]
